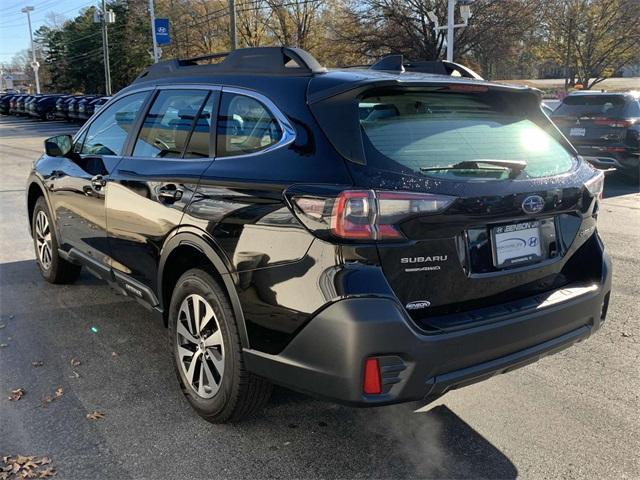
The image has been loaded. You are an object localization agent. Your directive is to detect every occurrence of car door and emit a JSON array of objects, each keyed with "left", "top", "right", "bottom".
[
  {"left": 48, "top": 91, "right": 150, "bottom": 267},
  {"left": 105, "top": 87, "right": 218, "bottom": 298}
]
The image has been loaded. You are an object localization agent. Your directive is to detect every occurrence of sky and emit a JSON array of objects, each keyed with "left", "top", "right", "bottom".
[{"left": 0, "top": 0, "right": 92, "bottom": 64}]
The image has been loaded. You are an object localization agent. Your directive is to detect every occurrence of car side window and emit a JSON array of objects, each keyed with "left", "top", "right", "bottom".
[
  {"left": 626, "top": 101, "right": 640, "bottom": 117},
  {"left": 133, "top": 90, "right": 209, "bottom": 158},
  {"left": 216, "top": 92, "right": 282, "bottom": 157},
  {"left": 73, "top": 130, "right": 87, "bottom": 154},
  {"left": 184, "top": 93, "right": 216, "bottom": 159},
  {"left": 82, "top": 93, "right": 147, "bottom": 156}
]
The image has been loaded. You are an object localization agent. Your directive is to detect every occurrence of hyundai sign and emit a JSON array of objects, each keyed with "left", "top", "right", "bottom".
[{"left": 154, "top": 18, "right": 170, "bottom": 45}]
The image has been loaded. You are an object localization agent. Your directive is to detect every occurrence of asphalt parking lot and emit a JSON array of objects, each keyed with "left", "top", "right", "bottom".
[{"left": 0, "top": 116, "right": 639, "bottom": 480}]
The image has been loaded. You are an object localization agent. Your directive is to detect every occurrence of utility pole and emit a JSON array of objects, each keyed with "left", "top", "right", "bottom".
[
  {"left": 21, "top": 6, "right": 40, "bottom": 94},
  {"left": 149, "top": 0, "right": 160, "bottom": 63},
  {"left": 96, "top": 0, "right": 113, "bottom": 95},
  {"left": 229, "top": 0, "right": 237, "bottom": 51},
  {"left": 446, "top": 0, "right": 455, "bottom": 62}
]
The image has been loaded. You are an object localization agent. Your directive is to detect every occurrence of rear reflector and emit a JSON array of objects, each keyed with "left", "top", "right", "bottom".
[{"left": 363, "top": 358, "right": 382, "bottom": 395}]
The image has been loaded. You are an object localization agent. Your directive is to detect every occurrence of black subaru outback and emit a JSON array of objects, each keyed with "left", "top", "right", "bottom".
[{"left": 26, "top": 47, "right": 611, "bottom": 423}]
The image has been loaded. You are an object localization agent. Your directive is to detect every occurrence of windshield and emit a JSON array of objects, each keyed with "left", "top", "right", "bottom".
[
  {"left": 359, "top": 91, "right": 574, "bottom": 179},
  {"left": 553, "top": 95, "right": 626, "bottom": 118}
]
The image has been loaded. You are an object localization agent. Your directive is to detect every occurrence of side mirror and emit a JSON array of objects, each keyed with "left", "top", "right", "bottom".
[{"left": 44, "top": 134, "right": 73, "bottom": 157}]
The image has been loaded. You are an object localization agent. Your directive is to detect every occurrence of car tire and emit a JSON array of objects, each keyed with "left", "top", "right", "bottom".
[
  {"left": 168, "top": 268, "right": 272, "bottom": 423},
  {"left": 32, "top": 197, "right": 82, "bottom": 284}
]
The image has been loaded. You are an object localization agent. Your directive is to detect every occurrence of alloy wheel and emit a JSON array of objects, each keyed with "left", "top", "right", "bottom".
[
  {"left": 35, "top": 210, "right": 53, "bottom": 270},
  {"left": 176, "top": 294, "right": 225, "bottom": 399}
]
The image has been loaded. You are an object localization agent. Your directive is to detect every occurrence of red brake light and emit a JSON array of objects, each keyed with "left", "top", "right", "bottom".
[
  {"left": 447, "top": 84, "right": 488, "bottom": 93},
  {"left": 592, "top": 118, "right": 632, "bottom": 128},
  {"left": 363, "top": 358, "right": 382, "bottom": 395}
]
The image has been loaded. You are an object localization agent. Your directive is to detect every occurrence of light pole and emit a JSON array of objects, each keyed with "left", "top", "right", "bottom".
[
  {"left": 428, "top": 0, "right": 473, "bottom": 62},
  {"left": 21, "top": 6, "right": 40, "bottom": 94},
  {"left": 229, "top": 0, "right": 237, "bottom": 50},
  {"left": 149, "top": 0, "right": 160, "bottom": 63}
]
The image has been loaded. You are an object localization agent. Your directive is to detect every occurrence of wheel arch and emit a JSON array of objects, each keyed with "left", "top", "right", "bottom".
[
  {"left": 27, "top": 180, "right": 48, "bottom": 235},
  {"left": 158, "top": 229, "right": 249, "bottom": 348}
]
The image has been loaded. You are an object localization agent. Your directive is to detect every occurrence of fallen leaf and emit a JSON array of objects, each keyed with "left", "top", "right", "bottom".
[
  {"left": 38, "top": 467, "right": 56, "bottom": 478},
  {"left": 69, "top": 371, "right": 80, "bottom": 379},
  {"left": 86, "top": 410, "right": 105, "bottom": 420},
  {"left": 8, "top": 388, "right": 25, "bottom": 401},
  {"left": 111, "top": 351, "right": 118, "bottom": 357},
  {"left": 70, "top": 358, "right": 81, "bottom": 367},
  {"left": 621, "top": 332, "right": 632, "bottom": 338},
  {"left": 32, "top": 361, "right": 44, "bottom": 367},
  {"left": 54, "top": 387, "right": 63, "bottom": 398},
  {"left": 22, "top": 460, "right": 38, "bottom": 470},
  {"left": 8, "top": 315, "right": 14, "bottom": 320},
  {"left": 1, "top": 455, "right": 56, "bottom": 479}
]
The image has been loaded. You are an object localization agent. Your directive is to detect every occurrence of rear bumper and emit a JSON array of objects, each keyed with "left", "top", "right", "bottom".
[
  {"left": 576, "top": 146, "right": 639, "bottom": 171},
  {"left": 245, "top": 250, "right": 612, "bottom": 406}
]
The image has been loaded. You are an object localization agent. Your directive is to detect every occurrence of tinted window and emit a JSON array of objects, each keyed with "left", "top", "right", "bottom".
[
  {"left": 359, "top": 91, "right": 574, "bottom": 179},
  {"left": 184, "top": 93, "right": 216, "bottom": 158},
  {"left": 73, "top": 130, "right": 87, "bottom": 153},
  {"left": 133, "top": 90, "right": 209, "bottom": 158},
  {"left": 82, "top": 92, "right": 148, "bottom": 156},
  {"left": 217, "top": 92, "right": 282, "bottom": 157},
  {"left": 554, "top": 95, "right": 627, "bottom": 118}
]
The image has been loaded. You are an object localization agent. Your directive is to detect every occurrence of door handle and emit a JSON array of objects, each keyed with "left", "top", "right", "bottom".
[
  {"left": 91, "top": 175, "right": 106, "bottom": 190},
  {"left": 157, "top": 184, "right": 183, "bottom": 202}
]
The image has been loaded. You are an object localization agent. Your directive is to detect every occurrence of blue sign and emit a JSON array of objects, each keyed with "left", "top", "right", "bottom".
[{"left": 155, "top": 18, "right": 170, "bottom": 45}]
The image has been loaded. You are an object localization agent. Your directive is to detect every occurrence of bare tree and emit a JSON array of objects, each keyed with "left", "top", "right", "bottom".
[{"left": 264, "top": 0, "right": 325, "bottom": 49}]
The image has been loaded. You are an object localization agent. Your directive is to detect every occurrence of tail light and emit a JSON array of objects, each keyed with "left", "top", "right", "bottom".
[
  {"left": 584, "top": 170, "right": 605, "bottom": 200},
  {"left": 592, "top": 118, "right": 634, "bottom": 128},
  {"left": 290, "top": 189, "right": 455, "bottom": 242}
]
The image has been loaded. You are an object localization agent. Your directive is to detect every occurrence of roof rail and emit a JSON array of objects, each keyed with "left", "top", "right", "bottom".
[
  {"left": 367, "top": 54, "right": 483, "bottom": 79},
  {"left": 134, "top": 47, "right": 326, "bottom": 82}
]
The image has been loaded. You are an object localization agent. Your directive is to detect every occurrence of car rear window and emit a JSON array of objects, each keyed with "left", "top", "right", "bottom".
[
  {"left": 553, "top": 95, "right": 627, "bottom": 118},
  {"left": 359, "top": 91, "right": 574, "bottom": 179}
]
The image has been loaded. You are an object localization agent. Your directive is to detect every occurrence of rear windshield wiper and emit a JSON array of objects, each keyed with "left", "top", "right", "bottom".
[{"left": 420, "top": 159, "right": 527, "bottom": 179}]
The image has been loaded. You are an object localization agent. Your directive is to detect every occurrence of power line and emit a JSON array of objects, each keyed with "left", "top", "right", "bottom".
[{"left": 0, "top": 1, "right": 95, "bottom": 28}]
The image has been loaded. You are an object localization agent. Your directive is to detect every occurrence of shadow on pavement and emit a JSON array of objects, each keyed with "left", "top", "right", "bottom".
[
  {"left": 603, "top": 171, "right": 639, "bottom": 198},
  {"left": 0, "top": 259, "right": 517, "bottom": 479}
]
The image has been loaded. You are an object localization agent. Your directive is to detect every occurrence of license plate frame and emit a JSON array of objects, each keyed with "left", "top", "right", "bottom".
[
  {"left": 570, "top": 127, "right": 586, "bottom": 137},
  {"left": 491, "top": 220, "right": 545, "bottom": 268}
]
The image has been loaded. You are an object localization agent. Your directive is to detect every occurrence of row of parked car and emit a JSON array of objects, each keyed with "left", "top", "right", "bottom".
[{"left": 0, "top": 93, "right": 110, "bottom": 122}]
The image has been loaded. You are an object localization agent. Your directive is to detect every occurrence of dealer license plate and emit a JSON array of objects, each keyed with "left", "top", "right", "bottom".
[
  {"left": 570, "top": 127, "right": 586, "bottom": 137},
  {"left": 492, "top": 221, "right": 543, "bottom": 267}
]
